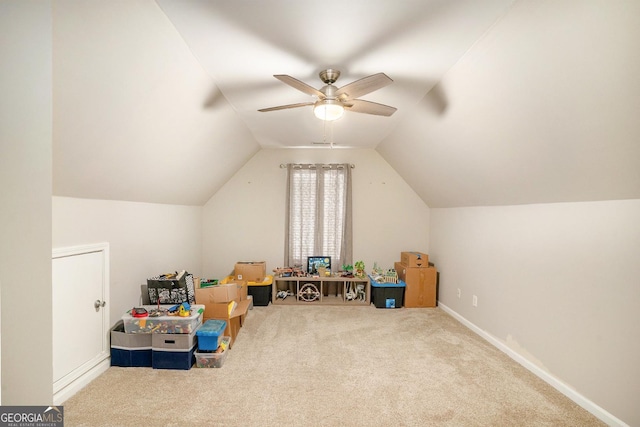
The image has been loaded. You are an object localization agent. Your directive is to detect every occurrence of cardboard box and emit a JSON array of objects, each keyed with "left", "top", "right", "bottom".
[
  {"left": 195, "top": 287, "right": 239, "bottom": 316},
  {"left": 220, "top": 276, "right": 248, "bottom": 301},
  {"left": 198, "top": 283, "right": 239, "bottom": 303},
  {"left": 195, "top": 287, "right": 251, "bottom": 347},
  {"left": 235, "top": 261, "right": 266, "bottom": 282},
  {"left": 400, "top": 252, "right": 429, "bottom": 268},
  {"left": 395, "top": 262, "right": 437, "bottom": 307},
  {"left": 202, "top": 301, "right": 250, "bottom": 348}
]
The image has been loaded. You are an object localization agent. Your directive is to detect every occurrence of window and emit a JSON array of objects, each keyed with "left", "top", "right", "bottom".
[{"left": 284, "top": 163, "right": 352, "bottom": 271}]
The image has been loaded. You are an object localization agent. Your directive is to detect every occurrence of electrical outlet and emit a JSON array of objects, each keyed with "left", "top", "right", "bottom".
[
  {"left": 472, "top": 295, "right": 478, "bottom": 307},
  {"left": 457, "top": 288, "right": 461, "bottom": 298}
]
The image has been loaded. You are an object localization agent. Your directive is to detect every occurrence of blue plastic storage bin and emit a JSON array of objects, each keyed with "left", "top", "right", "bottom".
[{"left": 196, "top": 319, "right": 227, "bottom": 351}]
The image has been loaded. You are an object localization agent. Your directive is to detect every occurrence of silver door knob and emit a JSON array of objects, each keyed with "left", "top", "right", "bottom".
[{"left": 94, "top": 300, "right": 106, "bottom": 310}]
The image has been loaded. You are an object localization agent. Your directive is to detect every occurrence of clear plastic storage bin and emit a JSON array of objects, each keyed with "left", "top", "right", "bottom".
[
  {"left": 195, "top": 337, "right": 230, "bottom": 368},
  {"left": 122, "top": 304, "right": 204, "bottom": 334}
]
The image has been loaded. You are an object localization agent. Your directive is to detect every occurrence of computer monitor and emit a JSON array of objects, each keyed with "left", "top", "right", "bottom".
[{"left": 307, "top": 256, "right": 331, "bottom": 275}]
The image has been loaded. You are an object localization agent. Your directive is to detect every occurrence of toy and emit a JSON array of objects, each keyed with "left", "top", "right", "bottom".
[
  {"left": 345, "top": 282, "right": 367, "bottom": 301},
  {"left": 354, "top": 260, "right": 366, "bottom": 278},
  {"left": 316, "top": 266, "right": 331, "bottom": 277},
  {"left": 167, "top": 302, "right": 191, "bottom": 317},
  {"left": 276, "top": 290, "right": 294, "bottom": 300},
  {"left": 383, "top": 269, "right": 398, "bottom": 284},
  {"left": 273, "top": 265, "right": 307, "bottom": 278},
  {"left": 273, "top": 267, "right": 293, "bottom": 277},
  {"left": 131, "top": 307, "right": 148, "bottom": 318},
  {"left": 298, "top": 283, "right": 320, "bottom": 302},
  {"left": 179, "top": 302, "right": 191, "bottom": 317},
  {"left": 130, "top": 307, "right": 149, "bottom": 329},
  {"left": 371, "top": 262, "right": 384, "bottom": 277},
  {"left": 341, "top": 264, "right": 354, "bottom": 277},
  {"left": 149, "top": 299, "right": 165, "bottom": 317}
]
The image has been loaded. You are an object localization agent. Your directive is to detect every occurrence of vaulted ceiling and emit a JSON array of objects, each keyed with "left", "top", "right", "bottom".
[{"left": 52, "top": 0, "right": 640, "bottom": 207}]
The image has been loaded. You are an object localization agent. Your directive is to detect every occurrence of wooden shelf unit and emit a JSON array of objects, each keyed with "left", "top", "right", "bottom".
[{"left": 272, "top": 276, "right": 370, "bottom": 306}]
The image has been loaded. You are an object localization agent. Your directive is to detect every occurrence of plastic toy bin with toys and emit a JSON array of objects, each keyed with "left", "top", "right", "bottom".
[
  {"left": 222, "top": 275, "right": 273, "bottom": 306},
  {"left": 195, "top": 336, "right": 231, "bottom": 368},
  {"left": 122, "top": 304, "right": 205, "bottom": 334},
  {"left": 196, "top": 319, "right": 227, "bottom": 351},
  {"left": 369, "top": 276, "right": 406, "bottom": 308}
]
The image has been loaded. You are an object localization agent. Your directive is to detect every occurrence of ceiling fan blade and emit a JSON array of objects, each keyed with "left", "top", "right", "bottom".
[
  {"left": 274, "top": 75, "right": 324, "bottom": 98},
  {"left": 258, "top": 102, "right": 315, "bottom": 112},
  {"left": 344, "top": 99, "right": 397, "bottom": 117},
  {"left": 335, "top": 73, "right": 393, "bottom": 100}
]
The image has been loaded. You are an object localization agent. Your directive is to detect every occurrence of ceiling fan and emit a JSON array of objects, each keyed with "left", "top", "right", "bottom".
[{"left": 258, "top": 69, "right": 397, "bottom": 121}]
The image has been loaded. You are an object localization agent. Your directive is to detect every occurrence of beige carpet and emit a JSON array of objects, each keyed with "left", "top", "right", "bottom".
[{"left": 64, "top": 305, "right": 604, "bottom": 426}]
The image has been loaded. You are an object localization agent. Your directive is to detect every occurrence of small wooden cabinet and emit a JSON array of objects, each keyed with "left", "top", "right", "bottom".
[{"left": 272, "top": 276, "right": 370, "bottom": 305}]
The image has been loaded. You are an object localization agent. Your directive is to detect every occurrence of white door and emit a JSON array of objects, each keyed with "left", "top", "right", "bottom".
[{"left": 52, "top": 243, "right": 109, "bottom": 398}]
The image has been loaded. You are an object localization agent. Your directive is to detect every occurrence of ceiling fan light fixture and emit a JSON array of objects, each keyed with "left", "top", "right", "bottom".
[{"left": 313, "top": 99, "right": 344, "bottom": 121}]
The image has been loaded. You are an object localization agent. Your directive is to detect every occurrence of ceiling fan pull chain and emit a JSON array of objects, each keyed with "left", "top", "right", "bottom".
[
  {"left": 323, "top": 116, "right": 327, "bottom": 144},
  {"left": 330, "top": 121, "right": 334, "bottom": 149}
]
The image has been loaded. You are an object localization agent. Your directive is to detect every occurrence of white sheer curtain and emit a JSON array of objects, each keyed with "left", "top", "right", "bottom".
[{"left": 284, "top": 163, "right": 352, "bottom": 272}]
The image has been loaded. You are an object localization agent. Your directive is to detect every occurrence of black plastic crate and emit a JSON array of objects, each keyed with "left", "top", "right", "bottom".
[
  {"left": 371, "top": 283, "right": 405, "bottom": 308},
  {"left": 248, "top": 284, "right": 272, "bottom": 306}
]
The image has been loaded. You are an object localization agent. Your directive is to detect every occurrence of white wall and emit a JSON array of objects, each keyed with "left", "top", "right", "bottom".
[
  {"left": 430, "top": 199, "right": 640, "bottom": 426},
  {"left": 52, "top": 197, "right": 202, "bottom": 322},
  {"left": 0, "top": 1, "right": 53, "bottom": 404},
  {"left": 202, "top": 148, "right": 430, "bottom": 279}
]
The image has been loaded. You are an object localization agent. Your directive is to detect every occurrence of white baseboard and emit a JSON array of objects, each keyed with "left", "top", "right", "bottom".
[
  {"left": 438, "top": 302, "right": 628, "bottom": 427},
  {"left": 53, "top": 358, "right": 110, "bottom": 405}
]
